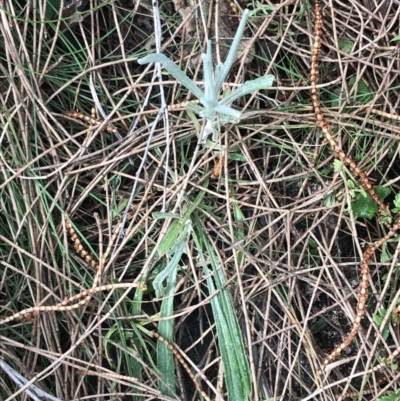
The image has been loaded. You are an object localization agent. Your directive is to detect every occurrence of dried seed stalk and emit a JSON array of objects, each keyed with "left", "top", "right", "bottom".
[
  {"left": 65, "top": 219, "right": 98, "bottom": 271},
  {"left": 65, "top": 110, "right": 119, "bottom": 135},
  {"left": 310, "top": 0, "right": 390, "bottom": 217},
  {"left": 64, "top": 101, "right": 198, "bottom": 126},
  {"left": 0, "top": 218, "right": 136, "bottom": 325},
  {"left": 77, "top": 369, "right": 138, "bottom": 383},
  {"left": 311, "top": 0, "right": 400, "bottom": 370},
  {"left": 371, "top": 109, "right": 400, "bottom": 121},
  {"left": 227, "top": 0, "right": 240, "bottom": 27},
  {"left": 337, "top": 376, "right": 388, "bottom": 399},
  {"left": 211, "top": 154, "right": 223, "bottom": 179},
  {"left": 321, "top": 208, "right": 400, "bottom": 369},
  {"left": 0, "top": 282, "right": 146, "bottom": 325},
  {"left": 372, "top": 347, "right": 400, "bottom": 372},
  {"left": 152, "top": 331, "right": 212, "bottom": 401}
]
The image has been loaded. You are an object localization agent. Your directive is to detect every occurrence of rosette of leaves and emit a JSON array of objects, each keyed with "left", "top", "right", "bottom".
[{"left": 138, "top": 9, "right": 274, "bottom": 143}]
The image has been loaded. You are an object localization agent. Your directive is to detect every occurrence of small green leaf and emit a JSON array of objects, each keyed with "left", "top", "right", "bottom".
[
  {"left": 309, "top": 318, "right": 327, "bottom": 333},
  {"left": 383, "top": 326, "right": 390, "bottom": 341},
  {"left": 375, "top": 186, "right": 391, "bottom": 201},
  {"left": 213, "top": 104, "right": 242, "bottom": 119},
  {"left": 308, "top": 238, "right": 318, "bottom": 249},
  {"left": 348, "top": 77, "right": 373, "bottom": 104},
  {"left": 227, "top": 153, "right": 248, "bottom": 162},
  {"left": 390, "top": 34, "right": 400, "bottom": 42},
  {"left": 45, "top": 0, "right": 61, "bottom": 20},
  {"left": 338, "top": 38, "right": 354, "bottom": 53},
  {"left": 378, "top": 389, "right": 400, "bottom": 401},
  {"left": 381, "top": 243, "right": 391, "bottom": 263},
  {"left": 233, "top": 203, "right": 245, "bottom": 265},
  {"left": 360, "top": 188, "right": 368, "bottom": 198},
  {"left": 347, "top": 179, "right": 355, "bottom": 189},
  {"left": 156, "top": 219, "right": 187, "bottom": 257},
  {"left": 248, "top": 2, "right": 276, "bottom": 16},
  {"left": 352, "top": 192, "right": 378, "bottom": 219},
  {"left": 373, "top": 313, "right": 383, "bottom": 326},
  {"left": 333, "top": 159, "right": 343, "bottom": 172},
  {"left": 373, "top": 308, "right": 394, "bottom": 341},
  {"left": 324, "top": 193, "right": 336, "bottom": 207},
  {"left": 185, "top": 102, "right": 204, "bottom": 115},
  {"left": 394, "top": 193, "right": 400, "bottom": 208},
  {"left": 153, "top": 212, "right": 181, "bottom": 219}
]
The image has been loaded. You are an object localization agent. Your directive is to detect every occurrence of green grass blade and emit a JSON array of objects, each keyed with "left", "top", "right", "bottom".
[
  {"left": 137, "top": 53, "right": 204, "bottom": 100},
  {"left": 156, "top": 251, "right": 181, "bottom": 396},
  {"left": 154, "top": 220, "right": 192, "bottom": 396},
  {"left": 192, "top": 217, "right": 251, "bottom": 401},
  {"left": 219, "top": 75, "right": 274, "bottom": 106}
]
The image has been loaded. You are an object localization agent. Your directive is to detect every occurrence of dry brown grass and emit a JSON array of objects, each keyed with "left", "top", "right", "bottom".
[{"left": 0, "top": 0, "right": 400, "bottom": 400}]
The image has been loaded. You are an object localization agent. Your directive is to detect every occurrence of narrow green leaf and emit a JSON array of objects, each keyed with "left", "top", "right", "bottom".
[
  {"left": 155, "top": 247, "right": 182, "bottom": 395},
  {"left": 156, "top": 190, "right": 206, "bottom": 257},
  {"left": 219, "top": 75, "right": 274, "bottom": 105},
  {"left": 372, "top": 312, "right": 383, "bottom": 326},
  {"left": 232, "top": 203, "right": 245, "bottom": 265},
  {"left": 156, "top": 218, "right": 187, "bottom": 258},
  {"left": 138, "top": 53, "right": 204, "bottom": 99},
  {"left": 185, "top": 101, "right": 204, "bottom": 115},
  {"left": 213, "top": 104, "right": 242, "bottom": 119},
  {"left": 153, "top": 212, "right": 181, "bottom": 219},
  {"left": 215, "top": 9, "right": 250, "bottom": 90},
  {"left": 192, "top": 217, "right": 251, "bottom": 401},
  {"left": 226, "top": 153, "right": 247, "bottom": 162},
  {"left": 154, "top": 221, "right": 192, "bottom": 396},
  {"left": 381, "top": 243, "right": 391, "bottom": 263},
  {"left": 202, "top": 41, "right": 215, "bottom": 103},
  {"left": 153, "top": 240, "right": 185, "bottom": 297}
]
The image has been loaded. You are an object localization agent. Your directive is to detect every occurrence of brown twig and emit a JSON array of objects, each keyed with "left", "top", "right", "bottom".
[
  {"left": 310, "top": 0, "right": 390, "bottom": 217},
  {"left": 321, "top": 220, "right": 400, "bottom": 369},
  {"left": 0, "top": 282, "right": 146, "bottom": 325},
  {"left": 64, "top": 100, "right": 202, "bottom": 125},
  {"left": 371, "top": 109, "right": 400, "bottom": 122},
  {"left": 337, "top": 376, "right": 388, "bottom": 400},
  {"left": 310, "top": 0, "right": 400, "bottom": 371},
  {"left": 0, "top": 216, "right": 140, "bottom": 325},
  {"left": 77, "top": 369, "right": 138, "bottom": 383}
]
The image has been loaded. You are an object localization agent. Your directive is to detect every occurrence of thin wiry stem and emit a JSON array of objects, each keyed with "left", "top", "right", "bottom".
[{"left": 310, "top": 0, "right": 400, "bottom": 372}]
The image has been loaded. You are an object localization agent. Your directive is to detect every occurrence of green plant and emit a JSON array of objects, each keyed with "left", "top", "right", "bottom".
[
  {"left": 333, "top": 159, "right": 392, "bottom": 219},
  {"left": 350, "top": 185, "right": 390, "bottom": 220},
  {"left": 153, "top": 219, "right": 192, "bottom": 396},
  {"left": 378, "top": 388, "right": 400, "bottom": 401},
  {"left": 138, "top": 9, "right": 274, "bottom": 143},
  {"left": 372, "top": 307, "right": 398, "bottom": 341}
]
